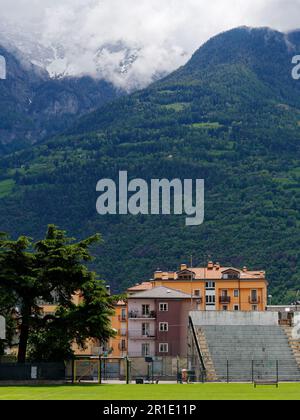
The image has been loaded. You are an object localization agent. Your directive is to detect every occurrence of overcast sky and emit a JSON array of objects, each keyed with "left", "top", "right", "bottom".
[{"left": 0, "top": 0, "right": 299, "bottom": 88}]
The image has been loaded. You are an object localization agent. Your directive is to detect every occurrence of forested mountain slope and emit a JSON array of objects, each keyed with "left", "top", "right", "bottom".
[{"left": 0, "top": 27, "right": 300, "bottom": 302}]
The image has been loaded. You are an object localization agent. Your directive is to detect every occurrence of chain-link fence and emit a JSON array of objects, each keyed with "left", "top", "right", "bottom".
[
  {"left": 189, "top": 358, "right": 300, "bottom": 383},
  {"left": 129, "top": 357, "right": 187, "bottom": 383},
  {"left": 66, "top": 356, "right": 187, "bottom": 383}
]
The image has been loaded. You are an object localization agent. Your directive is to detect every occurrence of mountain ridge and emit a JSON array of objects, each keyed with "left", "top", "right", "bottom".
[{"left": 0, "top": 26, "right": 300, "bottom": 302}]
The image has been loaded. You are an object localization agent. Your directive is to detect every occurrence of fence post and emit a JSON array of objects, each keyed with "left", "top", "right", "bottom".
[
  {"left": 152, "top": 359, "right": 154, "bottom": 384},
  {"left": 276, "top": 360, "right": 279, "bottom": 385},
  {"left": 126, "top": 357, "right": 130, "bottom": 385},
  {"left": 252, "top": 360, "right": 254, "bottom": 383},
  {"left": 98, "top": 356, "right": 102, "bottom": 385},
  {"left": 226, "top": 360, "right": 229, "bottom": 383},
  {"left": 72, "top": 359, "right": 76, "bottom": 384}
]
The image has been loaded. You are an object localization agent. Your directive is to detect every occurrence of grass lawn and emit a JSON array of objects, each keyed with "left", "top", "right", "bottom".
[{"left": 0, "top": 383, "right": 300, "bottom": 400}]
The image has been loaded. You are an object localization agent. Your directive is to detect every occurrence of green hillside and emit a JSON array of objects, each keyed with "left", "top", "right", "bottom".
[{"left": 0, "top": 27, "right": 300, "bottom": 302}]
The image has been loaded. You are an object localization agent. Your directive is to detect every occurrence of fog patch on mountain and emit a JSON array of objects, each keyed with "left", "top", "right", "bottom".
[{"left": 0, "top": 0, "right": 299, "bottom": 90}]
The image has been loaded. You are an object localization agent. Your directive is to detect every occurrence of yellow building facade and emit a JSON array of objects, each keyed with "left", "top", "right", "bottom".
[
  {"left": 151, "top": 262, "right": 268, "bottom": 312},
  {"left": 109, "top": 301, "right": 127, "bottom": 358}
]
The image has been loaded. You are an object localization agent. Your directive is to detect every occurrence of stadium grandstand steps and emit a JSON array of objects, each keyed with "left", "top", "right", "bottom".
[{"left": 197, "top": 325, "right": 300, "bottom": 382}]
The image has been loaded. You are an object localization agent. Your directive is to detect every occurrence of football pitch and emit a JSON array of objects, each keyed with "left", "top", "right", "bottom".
[{"left": 0, "top": 383, "right": 300, "bottom": 400}]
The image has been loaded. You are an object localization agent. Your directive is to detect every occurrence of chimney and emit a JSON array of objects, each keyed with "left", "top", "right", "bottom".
[
  {"left": 215, "top": 262, "right": 220, "bottom": 270},
  {"left": 180, "top": 264, "right": 188, "bottom": 271},
  {"left": 207, "top": 261, "right": 214, "bottom": 270}
]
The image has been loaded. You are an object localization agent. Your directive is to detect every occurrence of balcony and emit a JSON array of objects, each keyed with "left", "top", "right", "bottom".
[
  {"left": 219, "top": 296, "right": 231, "bottom": 304},
  {"left": 118, "top": 315, "right": 127, "bottom": 322},
  {"left": 128, "top": 311, "right": 156, "bottom": 319},
  {"left": 249, "top": 296, "right": 261, "bottom": 304},
  {"left": 128, "top": 333, "right": 156, "bottom": 340}
]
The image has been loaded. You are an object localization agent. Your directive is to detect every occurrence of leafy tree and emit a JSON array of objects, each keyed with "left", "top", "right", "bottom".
[
  {"left": 28, "top": 281, "right": 117, "bottom": 362},
  {"left": 0, "top": 225, "right": 116, "bottom": 363}
]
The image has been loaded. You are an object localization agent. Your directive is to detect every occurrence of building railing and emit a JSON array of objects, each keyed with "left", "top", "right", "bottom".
[
  {"left": 128, "top": 333, "right": 156, "bottom": 340},
  {"left": 128, "top": 311, "right": 156, "bottom": 319},
  {"left": 219, "top": 296, "right": 231, "bottom": 304},
  {"left": 249, "top": 297, "right": 261, "bottom": 304}
]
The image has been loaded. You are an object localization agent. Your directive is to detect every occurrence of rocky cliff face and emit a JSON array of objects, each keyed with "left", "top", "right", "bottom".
[{"left": 0, "top": 44, "right": 123, "bottom": 155}]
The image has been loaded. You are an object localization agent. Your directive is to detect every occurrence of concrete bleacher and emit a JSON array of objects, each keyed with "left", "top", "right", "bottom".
[{"left": 190, "top": 312, "right": 300, "bottom": 382}]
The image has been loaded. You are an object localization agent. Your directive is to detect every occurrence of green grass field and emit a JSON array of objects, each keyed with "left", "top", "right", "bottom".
[{"left": 0, "top": 383, "right": 300, "bottom": 400}]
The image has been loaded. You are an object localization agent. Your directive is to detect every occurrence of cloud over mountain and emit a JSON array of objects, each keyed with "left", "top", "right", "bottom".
[{"left": 0, "top": 0, "right": 299, "bottom": 89}]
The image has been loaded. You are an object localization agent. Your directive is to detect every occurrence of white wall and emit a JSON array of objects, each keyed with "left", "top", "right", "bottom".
[
  {"left": 190, "top": 311, "right": 279, "bottom": 326},
  {"left": 292, "top": 312, "right": 300, "bottom": 340},
  {"left": 128, "top": 299, "right": 155, "bottom": 315},
  {"left": 127, "top": 298, "right": 156, "bottom": 357}
]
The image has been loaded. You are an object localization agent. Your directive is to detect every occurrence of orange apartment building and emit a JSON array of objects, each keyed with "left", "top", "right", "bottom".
[
  {"left": 109, "top": 301, "right": 127, "bottom": 357},
  {"left": 40, "top": 261, "right": 268, "bottom": 358},
  {"left": 108, "top": 261, "right": 268, "bottom": 357},
  {"left": 151, "top": 262, "right": 268, "bottom": 312}
]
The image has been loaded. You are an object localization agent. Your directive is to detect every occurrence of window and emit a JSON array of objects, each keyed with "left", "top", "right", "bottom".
[
  {"left": 234, "top": 305, "right": 239, "bottom": 311},
  {"left": 221, "top": 290, "right": 228, "bottom": 297},
  {"left": 234, "top": 290, "right": 239, "bottom": 298},
  {"left": 142, "top": 305, "right": 150, "bottom": 316},
  {"left": 205, "top": 281, "right": 215, "bottom": 290},
  {"left": 121, "top": 339, "right": 126, "bottom": 351},
  {"left": 159, "top": 322, "right": 168, "bottom": 332},
  {"left": 222, "top": 270, "right": 240, "bottom": 280},
  {"left": 194, "top": 290, "right": 201, "bottom": 297},
  {"left": 159, "top": 303, "right": 168, "bottom": 312},
  {"left": 142, "top": 343, "right": 150, "bottom": 356},
  {"left": 159, "top": 343, "right": 168, "bottom": 353},
  {"left": 252, "top": 305, "right": 258, "bottom": 312},
  {"left": 205, "top": 295, "right": 215, "bottom": 304},
  {"left": 222, "top": 306, "right": 228, "bottom": 311},
  {"left": 121, "top": 308, "right": 126, "bottom": 321},
  {"left": 251, "top": 290, "right": 258, "bottom": 302},
  {"left": 142, "top": 323, "right": 150, "bottom": 337},
  {"left": 179, "top": 274, "right": 192, "bottom": 280}
]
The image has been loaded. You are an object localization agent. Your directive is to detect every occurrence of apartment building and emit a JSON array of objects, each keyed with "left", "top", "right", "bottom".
[
  {"left": 151, "top": 262, "right": 268, "bottom": 312},
  {"left": 109, "top": 300, "right": 127, "bottom": 357},
  {"left": 127, "top": 286, "right": 199, "bottom": 358},
  {"left": 38, "top": 261, "right": 267, "bottom": 359}
]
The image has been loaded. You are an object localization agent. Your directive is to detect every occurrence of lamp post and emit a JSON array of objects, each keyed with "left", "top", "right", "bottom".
[{"left": 268, "top": 295, "right": 273, "bottom": 306}]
